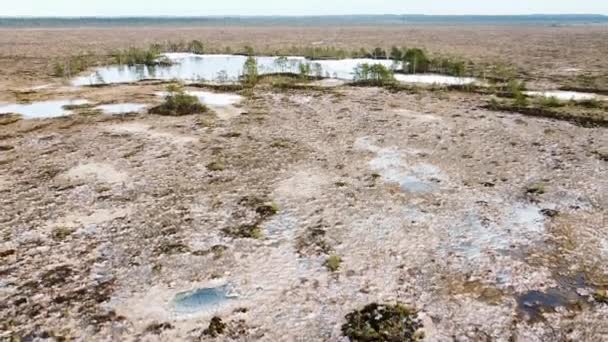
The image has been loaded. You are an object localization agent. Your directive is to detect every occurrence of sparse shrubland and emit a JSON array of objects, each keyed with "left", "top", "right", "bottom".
[
  {"left": 52, "top": 53, "right": 97, "bottom": 77},
  {"left": 483, "top": 86, "right": 608, "bottom": 127},
  {"left": 112, "top": 46, "right": 168, "bottom": 66}
]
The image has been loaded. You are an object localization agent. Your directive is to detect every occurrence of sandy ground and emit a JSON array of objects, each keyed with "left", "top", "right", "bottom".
[{"left": 1, "top": 82, "right": 607, "bottom": 340}]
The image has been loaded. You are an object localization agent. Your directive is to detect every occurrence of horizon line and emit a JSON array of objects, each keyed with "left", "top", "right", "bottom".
[{"left": 1, "top": 14, "right": 607, "bottom": 18}]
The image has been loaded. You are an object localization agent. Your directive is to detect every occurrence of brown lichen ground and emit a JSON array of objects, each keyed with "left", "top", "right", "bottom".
[{"left": 0, "top": 83, "right": 607, "bottom": 340}]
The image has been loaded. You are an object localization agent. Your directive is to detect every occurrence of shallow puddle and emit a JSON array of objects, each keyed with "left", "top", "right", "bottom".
[
  {"left": 394, "top": 74, "right": 477, "bottom": 85},
  {"left": 72, "top": 54, "right": 397, "bottom": 85},
  {"left": 524, "top": 90, "right": 600, "bottom": 101},
  {"left": 172, "top": 284, "right": 237, "bottom": 314},
  {"left": 368, "top": 148, "right": 442, "bottom": 193},
  {"left": 96, "top": 103, "right": 148, "bottom": 114},
  {"left": 0, "top": 99, "right": 89, "bottom": 119},
  {"left": 516, "top": 287, "right": 582, "bottom": 322}
]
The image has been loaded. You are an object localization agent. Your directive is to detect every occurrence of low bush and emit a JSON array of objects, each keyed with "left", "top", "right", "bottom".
[{"left": 149, "top": 84, "right": 207, "bottom": 116}]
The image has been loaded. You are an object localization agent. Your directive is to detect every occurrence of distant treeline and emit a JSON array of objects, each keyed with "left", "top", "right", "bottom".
[{"left": 1, "top": 15, "right": 607, "bottom": 28}]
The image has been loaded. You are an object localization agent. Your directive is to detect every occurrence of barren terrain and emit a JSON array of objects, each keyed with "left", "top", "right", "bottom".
[{"left": 0, "top": 26, "right": 607, "bottom": 341}]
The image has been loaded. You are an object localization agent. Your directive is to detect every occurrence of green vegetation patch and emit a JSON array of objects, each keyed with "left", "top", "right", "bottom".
[
  {"left": 149, "top": 84, "right": 207, "bottom": 116},
  {"left": 325, "top": 255, "right": 342, "bottom": 272}
]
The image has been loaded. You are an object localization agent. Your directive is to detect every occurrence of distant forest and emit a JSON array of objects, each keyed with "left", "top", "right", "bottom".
[{"left": 1, "top": 15, "right": 607, "bottom": 27}]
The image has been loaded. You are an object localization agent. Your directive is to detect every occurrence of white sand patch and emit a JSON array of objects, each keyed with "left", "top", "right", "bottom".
[
  {"left": 47, "top": 207, "right": 131, "bottom": 231},
  {"left": 524, "top": 90, "right": 600, "bottom": 101},
  {"left": 274, "top": 170, "right": 330, "bottom": 200},
  {"left": 395, "top": 74, "right": 477, "bottom": 85},
  {"left": 393, "top": 109, "right": 441, "bottom": 122},
  {"left": 64, "top": 162, "right": 127, "bottom": 184},
  {"left": 0, "top": 99, "right": 89, "bottom": 119},
  {"left": 107, "top": 123, "right": 197, "bottom": 145},
  {"left": 96, "top": 103, "right": 148, "bottom": 114}
]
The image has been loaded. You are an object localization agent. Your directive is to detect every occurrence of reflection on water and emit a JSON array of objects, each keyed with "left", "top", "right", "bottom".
[
  {"left": 394, "top": 74, "right": 477, "bottom": 85},
  {"left": 72, "top": 53, "right": 398, "bottom": 86},
  {"left": 524, "top": 90, "right": 601, "bottom": 101},
  {"left": 0, "top": 99, "right": 89, "bottom": 119}
]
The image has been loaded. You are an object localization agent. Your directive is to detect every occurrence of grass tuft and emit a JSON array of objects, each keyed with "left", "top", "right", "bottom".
[{"left": 325, "top": 254, "right": 342, "bottom": 272}]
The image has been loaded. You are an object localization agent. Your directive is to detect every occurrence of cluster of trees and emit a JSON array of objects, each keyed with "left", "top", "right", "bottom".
[
  {"left": 353, "top": 63, "right": 395, "bottom": 85},
  {"left": 387, "top": 47, "right": 469, "bottom": 76}
]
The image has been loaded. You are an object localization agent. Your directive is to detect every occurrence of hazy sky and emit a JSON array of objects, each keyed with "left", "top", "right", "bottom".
[{"left": 4, "top": 0, "right": 608, "bottom": 17}]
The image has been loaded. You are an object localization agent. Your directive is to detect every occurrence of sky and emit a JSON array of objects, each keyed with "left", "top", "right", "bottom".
[{"left": 3, "top": 0, "right": 608, "bottom": 17}]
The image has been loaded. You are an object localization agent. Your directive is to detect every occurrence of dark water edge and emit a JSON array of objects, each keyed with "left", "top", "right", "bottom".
[{"left": 1, "top": 15, "right": 607, "bottom": 28}]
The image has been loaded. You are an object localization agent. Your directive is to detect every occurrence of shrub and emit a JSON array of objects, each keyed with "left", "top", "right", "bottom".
[
  {"left": 372, "top": 47, "right": 387, "bottom": 59},
  {"left": 298, "top": 62, "right": 311, "bottom": 79},
  {"left": 342, "top": 303, "right": 424, "bottom": 342},
  {"left": 53, "top": 62, "right": 66, "bottom": 77},
  {"left": 149, "top": 84, "right": 207, "bottom": 116},
  {"left": 188, "top": 40, "right": 205, "bottom": 54},
  {"left": 507, "top": 80, "right": 528, "bottom": 107},
  {"left": 390, "top": 46, "right": 403, "bottom": 62},
  {"left": 507, "top": 79, "right": 527, "bottom": 95}
]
